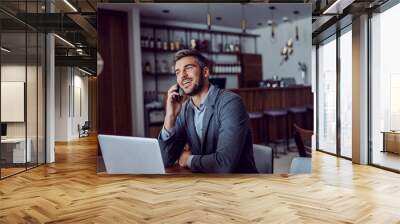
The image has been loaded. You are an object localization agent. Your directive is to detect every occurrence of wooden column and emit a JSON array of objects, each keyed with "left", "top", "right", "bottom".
[{"left": 97, "top": 9, "right": 132, "bottom": 156}]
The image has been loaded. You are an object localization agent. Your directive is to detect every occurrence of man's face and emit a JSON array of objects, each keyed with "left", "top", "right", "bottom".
[{"left": 175, "top": 56, "right": 208, "bottom": 96}]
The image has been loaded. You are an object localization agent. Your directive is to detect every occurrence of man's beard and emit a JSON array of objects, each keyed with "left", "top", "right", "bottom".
[{"left": 187, "top": 74, "right": 204, "bottom": 96}]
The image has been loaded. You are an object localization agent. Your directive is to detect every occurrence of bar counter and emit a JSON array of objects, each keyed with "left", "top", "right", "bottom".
[{"left": 230, "top": 85, "right": 313, "bottom": 112}]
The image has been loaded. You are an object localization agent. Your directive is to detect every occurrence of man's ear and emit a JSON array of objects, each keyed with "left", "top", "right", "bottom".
[{"left": 203, "top": 66, "right": 210, "bottom": 78}]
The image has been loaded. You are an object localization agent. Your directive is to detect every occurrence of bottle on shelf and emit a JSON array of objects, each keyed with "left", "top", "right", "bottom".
[
  {"left": 225, "top": 43, "right": 230, "bottom": 52},
  {"left": 229, "top": 42, "right": 235, "bottom": 52},
  {"left": 174, "top": 38, "right": 181, "bottom": 50},
  {"left": 156, "top": 38, "right": 162, "bottom": 49},
  {"left": 170, "top": 41, "right": 175, "bottom": 51},
  {"left": 143, "top": 36, "right": 149, "bottom": 48},
  {"left": 234, "top": 40, "right": 240, "bottom": 52},
  {"left": 163, "top": 41, "right": 168, "bottom": 50},
  {"left": 149, "top": 37, "right": 154, "bottom": 48},
  {"left": 144, "top": 61, "right": 152, "bottom": 73}
]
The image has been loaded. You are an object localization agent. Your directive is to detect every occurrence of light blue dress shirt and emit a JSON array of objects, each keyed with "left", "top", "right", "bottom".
[{"left": 161, "top": 85, "right": 213, "bottom": 168}]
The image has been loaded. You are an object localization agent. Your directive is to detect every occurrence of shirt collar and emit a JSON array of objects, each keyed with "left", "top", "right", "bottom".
[{"left": 190, "top": 84, "right": 214, "bottom": 111}]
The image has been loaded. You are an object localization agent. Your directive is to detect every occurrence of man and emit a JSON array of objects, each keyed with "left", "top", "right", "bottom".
[{"left": 158, "top": 49, "right": 258, "bottom": 173}]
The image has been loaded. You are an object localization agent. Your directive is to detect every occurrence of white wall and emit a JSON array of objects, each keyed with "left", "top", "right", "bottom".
[
  {"left": 54, "top": 67, "right": 89, "bottom": 141},
  {"left": 251, "top": 17, "right": 312, "bottom": 84}
]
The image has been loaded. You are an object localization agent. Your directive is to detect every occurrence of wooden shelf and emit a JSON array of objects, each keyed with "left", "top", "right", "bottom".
[
  {"left": 212, "top": 73, "right": 240, "bottom": 76},
  {"left": 141, "top": 23, "right": 260, "bottom": 38},
  {"left": 141, "top": 47, "right": 241, "bottom": 55},
  {"left": 144, "top": 72, "right": 175, "bottom": 76}
]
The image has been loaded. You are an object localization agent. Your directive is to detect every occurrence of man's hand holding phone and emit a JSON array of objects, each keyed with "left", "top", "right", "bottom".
[{"left": 164, "top": 84, "right": 184, "bottom": 129}]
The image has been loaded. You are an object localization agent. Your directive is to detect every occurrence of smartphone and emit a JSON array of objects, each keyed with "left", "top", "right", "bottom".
[{"left": 174, "top": 84, "right": 184, "bottom": 102}]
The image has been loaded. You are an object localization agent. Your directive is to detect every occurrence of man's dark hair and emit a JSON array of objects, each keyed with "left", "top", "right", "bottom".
[{"left": 174, "top": 49, "right": 209, "bottom": 69}]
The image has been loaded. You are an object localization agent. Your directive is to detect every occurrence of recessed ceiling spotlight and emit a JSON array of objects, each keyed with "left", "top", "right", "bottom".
[
  {"left": 282, "top": 17, "right": 289, "bottom": 22},
  {"left": 162, "top": 9, "right": 169, "bottom": 14},
  {"left": 1, "top": 47, "right": 11, "bottom": 53},
  {"left": 257, "top": 22, "right": 262, "bottom": 26},
  {"left": 216, "top": 17, "right": 222, "bottom": 21}
]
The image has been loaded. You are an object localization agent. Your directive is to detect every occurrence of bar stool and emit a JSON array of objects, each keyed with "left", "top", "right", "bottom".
[
  {"left": 248, "top": 112, "right": 264, "bottom": 144},
  {"left": 288, "top": 106, "right": 308, "bottom": 137},
  {"left": 263, "top": 109, "right": 289, "bottom": 158},
  {"left": 306, "top": 105, "right": 314, "bottom": 130}
]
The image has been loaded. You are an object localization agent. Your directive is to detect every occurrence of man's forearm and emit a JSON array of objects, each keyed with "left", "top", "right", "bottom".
[{"left": 164, "top": 114, "right": 176, "bottom": 129}]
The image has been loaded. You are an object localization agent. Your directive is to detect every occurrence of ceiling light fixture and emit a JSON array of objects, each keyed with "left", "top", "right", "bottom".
[
  {"left": 54, "top": 34, "right": 75, "bottom": 48},
  {"left": 241, "top": 3, "right": 247, "bottom": 33},
  {"left": 207, "top": 3, "right": 211, "bottom": 30},
  {"left": 1, "top": 47, "right": 11, "bottom": 53},
  {"left": 63, "top": 0, "right": 78, "bottom": 12},
  {"left": 268, "top": 6, "right": 276, "bottom": 41},
  {"left": 293, "top": 10, "right": 300, "bottom": 41},
  {"left": 78, "top": 67, "right": 93, "bottom": 76},
  {"left": 322, "top": 0, "right": 354, "bottom": 15}
]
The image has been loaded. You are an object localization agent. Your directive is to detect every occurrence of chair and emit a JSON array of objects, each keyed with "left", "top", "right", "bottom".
[
  {"left": 293, "top": 124, "right": 312, "bottom": 157},
  {"left": 79, "top": 121, "right": 90, "bottom": 138},
  {"left": 288, "top": 106, "right": 307, "bottom": 137},
  {"left": 248, "top": 112, "right": 264, "bottom": 144},
  {"left": 263, "top": 109, "right": 289, "bottom": 158},
  {"left": 289, "top": 157, "right": 311, "bottom": 174},
  {"left": 252, "top": 144, "right": 273, "bottom": 173}
]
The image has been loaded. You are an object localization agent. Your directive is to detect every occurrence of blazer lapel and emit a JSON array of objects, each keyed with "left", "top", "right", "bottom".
[
  {"left": 186, "top": 105, "right": 201, "bottom": 153},
  {"left": 201, "top": 105, "right": 214, "bottom": 152},
  {"left": 200, "top": 85, "right": 220, "bottom": 152}
]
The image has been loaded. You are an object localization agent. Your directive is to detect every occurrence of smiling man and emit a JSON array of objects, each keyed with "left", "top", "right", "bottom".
[{"left": 158, "top": 49, "right": 258, "bottom": 173}]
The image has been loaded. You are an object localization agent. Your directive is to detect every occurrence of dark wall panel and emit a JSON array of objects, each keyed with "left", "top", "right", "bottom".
[{"left": 97, "top": 9, "right": 132, "bottom": 157}]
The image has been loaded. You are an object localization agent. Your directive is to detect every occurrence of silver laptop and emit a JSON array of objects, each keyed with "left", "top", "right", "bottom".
[{"left": 98, "top": 135, "right": 165, "bottom": 174}]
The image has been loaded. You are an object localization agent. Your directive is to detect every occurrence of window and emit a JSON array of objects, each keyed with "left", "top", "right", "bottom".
[
  {"left": 370, "top": 2, "right": 400, "bottom": 171},
  {"left": 317, "top": 35, "right": 337, "bottom": 154},
  {"left": 339, "top": 27, "right": 352, "bottom": 158}
]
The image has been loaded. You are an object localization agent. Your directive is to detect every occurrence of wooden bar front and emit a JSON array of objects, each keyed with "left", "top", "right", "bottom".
[{"left": 230, "top": 86, "right": 313, "bottom": 112}]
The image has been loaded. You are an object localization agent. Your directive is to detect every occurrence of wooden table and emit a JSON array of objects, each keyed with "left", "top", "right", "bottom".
[{"left": 165, "top": 164, "right": 192, "bottom": 174}]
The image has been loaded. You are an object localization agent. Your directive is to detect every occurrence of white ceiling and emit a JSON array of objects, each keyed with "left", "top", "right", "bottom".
[{"left": 98, "top": 3, "right": 311, "bottom": 30}]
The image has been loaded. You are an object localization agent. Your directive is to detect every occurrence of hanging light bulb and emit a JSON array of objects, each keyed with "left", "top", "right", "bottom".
[
  {"left": 293, "top": 10, "right": 300, "bottom": 41},
  {"left": 207, "top": 3, "right": 211, "bottom": 30},
  {"left": 241, "top": 3, "right": 247, "bottom": 33},
  {"left": 269, "top": 6, "right": 276, "bottom": 41}
]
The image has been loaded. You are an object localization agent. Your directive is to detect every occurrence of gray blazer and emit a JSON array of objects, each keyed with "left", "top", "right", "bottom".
[{"left": 158, "top": 85, "right": 258, "bottom": 173}]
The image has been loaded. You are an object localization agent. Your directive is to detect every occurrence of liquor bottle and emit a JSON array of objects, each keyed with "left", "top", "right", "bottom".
[
  {"left": 175, "top": 38, "right": 181, "bottom": 50},
  {"left": 163, "top": 41, "right": 168, "bottom": 50},
  {"left": 156, "top": 38, "right": 162, "bottom": 49},
  {"left": 144, "top": 61, "right": 152, "bottom": 73},
  {"left": 144, "top": 36, "right": 149, "bottom": 48},
  {"left": 149, "top": 37, "right": 154, "bottom": 48}
]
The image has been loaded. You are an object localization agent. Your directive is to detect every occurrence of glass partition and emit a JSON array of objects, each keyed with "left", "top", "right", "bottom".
[
  {"left": 0, "top": 1, "right": 46, "bottom": 179},
  {"left": 339, "top": 27, "right": 352, "bottom": 158},
  {"left": 370, "top": 3, "right": 400, "bottom": 171},
  {"left": 1, "top": 31, "right": 28, "bottom": 177},
  {"left": 317, "top": 35, "right": 337, "bottom": 155}
]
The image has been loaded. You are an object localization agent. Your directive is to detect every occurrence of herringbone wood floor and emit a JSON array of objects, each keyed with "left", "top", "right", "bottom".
[{"left": 1, "top": 135, "right": 400, "bottom": 223}]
